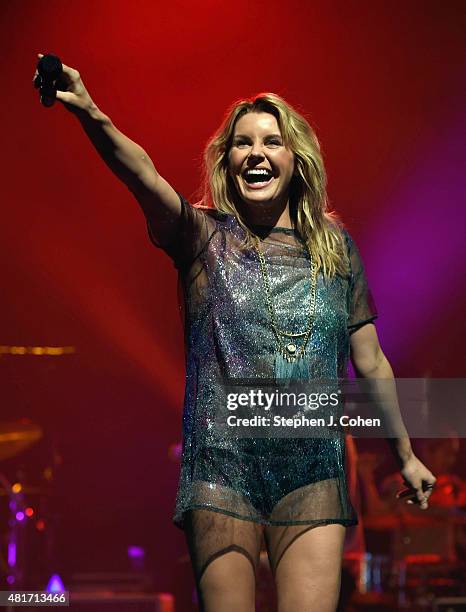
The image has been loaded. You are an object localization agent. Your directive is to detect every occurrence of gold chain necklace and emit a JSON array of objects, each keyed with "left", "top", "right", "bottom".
[{"left": 253, "top": 240, "right": 318, "bottom": 364}]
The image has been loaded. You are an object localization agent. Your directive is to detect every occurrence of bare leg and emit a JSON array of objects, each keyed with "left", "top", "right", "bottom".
[
  {"left": 184, "top": 509, "right": 264, "bottom": 612},
  {"left": 265, "top": 523, "right": 346, "bottom": 612}
]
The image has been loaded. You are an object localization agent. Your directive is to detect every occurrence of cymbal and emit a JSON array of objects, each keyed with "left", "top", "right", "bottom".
[{"left": 0, "top": 420, "right": 43, "bottom": 462}]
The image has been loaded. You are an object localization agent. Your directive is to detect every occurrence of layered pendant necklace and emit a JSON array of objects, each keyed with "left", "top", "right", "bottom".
[{"left": 254, "top": 239, "right": 318, "bottom": 383}]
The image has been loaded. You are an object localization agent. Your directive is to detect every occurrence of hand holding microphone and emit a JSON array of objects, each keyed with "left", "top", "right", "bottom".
[
  {"left": 397, "top": 454, "right": 436, "bottom": 510},
  {"left": 33, "top": 53, "right": 96, "bottom": 114}
]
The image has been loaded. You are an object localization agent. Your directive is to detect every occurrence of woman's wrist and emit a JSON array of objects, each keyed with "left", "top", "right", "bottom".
[
  {"left": 75, "top": 100, "right": 110, "bottom": 126},
  {"left": 389, "top": 437, "right": 414, "bottom": 467}
]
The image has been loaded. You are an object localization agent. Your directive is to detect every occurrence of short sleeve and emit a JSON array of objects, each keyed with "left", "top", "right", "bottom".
[
  {"left": 146, "top": 191, "right": 216, "bottom": 271},
  {"left": 344, "top": 230, "right": 378, "bottom": 334}
]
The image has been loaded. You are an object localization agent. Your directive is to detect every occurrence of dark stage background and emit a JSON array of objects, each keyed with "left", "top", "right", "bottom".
[{"left": 1, "top": 0, "right": 465, "bottom": 602}]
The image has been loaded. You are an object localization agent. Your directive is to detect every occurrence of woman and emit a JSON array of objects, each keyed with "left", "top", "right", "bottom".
[{"left": 34, "top": 54, "right": 436, "bottom": 612}]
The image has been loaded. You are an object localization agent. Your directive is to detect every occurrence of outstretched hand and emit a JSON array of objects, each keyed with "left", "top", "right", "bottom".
[
  {"left": 33, "top": 53, "right": 95, "bottom": 113},
  {"left": 397, "top": 454, "right": 436, "bottom": 510}
]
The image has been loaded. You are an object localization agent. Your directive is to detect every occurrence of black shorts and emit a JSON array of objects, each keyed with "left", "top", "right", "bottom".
[{"left": 193, "top": 438, "right": 344, "bottom": 516}]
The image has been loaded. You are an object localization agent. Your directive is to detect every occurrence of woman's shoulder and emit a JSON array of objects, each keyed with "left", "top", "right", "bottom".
[
  {"left": 334, "top": 225, "right": 359, "bottom": 257},
  {"left": 183, "top": 197, "right": 231, "bottom": 231},
  {"left": 321, "top": 219, "right": 354, "bottom": 257},
  {"left": 190, "top": 198, "right": 229, "bottom": 218}
]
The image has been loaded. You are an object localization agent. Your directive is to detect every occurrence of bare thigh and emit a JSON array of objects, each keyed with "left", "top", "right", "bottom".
[
  {"left": 265, "top": 523, "right": 346, "bottom": 612},
  {"left": 184, "top": 509, "right": 264, "bottom": 612}
]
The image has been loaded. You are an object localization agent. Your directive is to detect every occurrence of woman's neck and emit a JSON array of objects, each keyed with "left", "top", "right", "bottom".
[{"left": 239, "top": 200, "right": 295, "bottom": 230}]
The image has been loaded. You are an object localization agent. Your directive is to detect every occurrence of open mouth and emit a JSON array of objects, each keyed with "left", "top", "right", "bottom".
[{"left": 241, "top": 167, "right": 275, "bottom": 189}]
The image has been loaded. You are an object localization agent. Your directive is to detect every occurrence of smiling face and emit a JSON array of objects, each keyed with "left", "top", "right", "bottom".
[{"left": 227, "top": 112, "right": 295, "bottom": 215}]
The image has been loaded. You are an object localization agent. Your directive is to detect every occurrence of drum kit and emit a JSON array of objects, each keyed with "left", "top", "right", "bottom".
[{"left": 0, "top": 419, "right": 53, "bottom": 589}]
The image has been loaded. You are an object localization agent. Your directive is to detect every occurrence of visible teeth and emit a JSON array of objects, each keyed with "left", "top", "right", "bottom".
[{"left": 245, "top": 168, "right": 271, "bottom": 176}]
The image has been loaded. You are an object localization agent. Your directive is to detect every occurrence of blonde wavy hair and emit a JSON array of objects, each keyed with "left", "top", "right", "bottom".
[{"left": 196, "top": 92, "right": 349, "bottom": 278}]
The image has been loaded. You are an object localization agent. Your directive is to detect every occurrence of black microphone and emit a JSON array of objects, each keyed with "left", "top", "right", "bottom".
[{"left": 34, "top": 54, "right": 63, "bottom": 107}]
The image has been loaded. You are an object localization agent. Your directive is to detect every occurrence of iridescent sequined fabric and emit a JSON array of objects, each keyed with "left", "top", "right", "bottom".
[{"left": 146, "top": 192, "right": 377, "bottom": 535}]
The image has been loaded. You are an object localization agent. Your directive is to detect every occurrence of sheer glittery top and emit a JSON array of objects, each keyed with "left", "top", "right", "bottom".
[{"left": 146, "top": 192, "right": 378, "bottom": 528}]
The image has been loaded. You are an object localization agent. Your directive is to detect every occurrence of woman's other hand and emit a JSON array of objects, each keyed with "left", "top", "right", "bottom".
[{"left": 397, "top": 454, "right": 436, "bottom": 510}]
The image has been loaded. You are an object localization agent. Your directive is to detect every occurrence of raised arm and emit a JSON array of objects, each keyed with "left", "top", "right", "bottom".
[{"left": 33, "top": 53, "right": 180, "bottom": 245}]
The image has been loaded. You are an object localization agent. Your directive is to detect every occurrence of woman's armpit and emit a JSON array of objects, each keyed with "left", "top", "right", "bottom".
[{"left": 146, "top": 191, "right": 217, "bottom": 271}]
